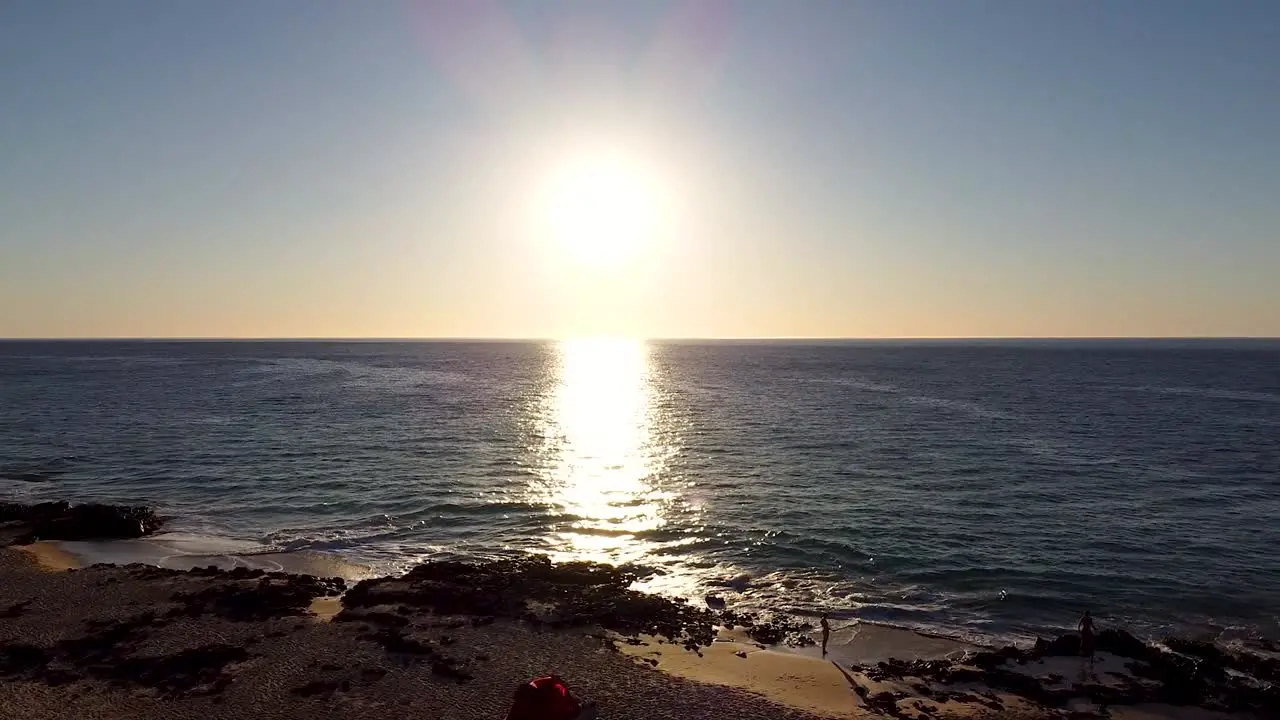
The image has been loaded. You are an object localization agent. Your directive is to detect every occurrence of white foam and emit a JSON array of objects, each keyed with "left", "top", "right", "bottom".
[{"left": 54, "top": 532, "right": 375, "bottom": 580}]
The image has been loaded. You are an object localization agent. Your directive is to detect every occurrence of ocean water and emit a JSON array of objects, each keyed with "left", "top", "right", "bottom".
[{"left": 2, "top": 339, "right": 1278, "bottom": 646}]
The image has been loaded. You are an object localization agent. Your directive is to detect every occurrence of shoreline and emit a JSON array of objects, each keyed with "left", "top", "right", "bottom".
[
  {"left": 3, "top": 542, "right": 1274, "bottom": 719},
  {"left": 7, "top": 500, "right": 1276, "bottom": 657},
  {"left": 618, "top": 632, "right": 859, "bottom": 717},
  {"left": 38, "top": 531, "right": 1279, "bottom": 657},
  {"left": 16, "top": 540, "right": 80, "bottom": 572},
  {"left": 12, "top": 539, "right": 964, "bottom": 717},
  {"left": 26, "top": 534, "right": 992, "bottom": 660},
  {"left": 0, "top": 545, "right": 845, "bottom": 719},
  {"left": 26, "top": 530, "right": 1010, "bottom": 650},
  {"left": 9, "top": 540, "right": 972, "bottom": 718},
  {"left": 45, "top": 534, "right": 380, "bottom": 580}
]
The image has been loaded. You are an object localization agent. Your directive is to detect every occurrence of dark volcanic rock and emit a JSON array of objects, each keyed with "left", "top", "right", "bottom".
[
  {"left": 865, "top": 690, "right": 903, "bottom": 716},
  {"left": 430, "top": 656, "right": 473, "bottom": 682},
  {"left": 718, "top": 609, "right": 815, "bottom": 647},
  {"left": 334, "top": 609, "right": 409, "bottom": 627},
  {"left": 0, "top": 611, "right": 248, "bottom": 697},
  {"left": 0, "top": 501, "right": 69, "bottom": 523},
  {"left": 1031, "top": 628, "right": 1148, "bottom": 661},
  {"left": 359, "top": 624, "right": 474, "bottom": 682},
  {"left": 787, "top": 633, "right": 817, "bottom": 648},
  {"left": 0, "top": 643, "right": 50, "bottom": 675},
  {"left": 108, "top": 644, "right": 249, "bottom": 697},
  {"left": 1, "top": 501, "right": 163, "bottom": 543},
  {"left": 344, "top": 555, "right": 718, "bottom": 649},
  {"left": 741, "top": 622, "right": 787, "bottom": 645},
  {"left": 171, "top": 574, "right": 344, "bottom": 621},
  {"left": 854, "top": 629, "right": 1280, "bottom": 718},
  {"left": 365, "top": 625, "right": 435, "bottom": 657},
  {"left": 971, "top": 645, "right": 1027, "bottom": 669},
  {"left": 1032, "top": 633, "right": 1080, "bottom": 657},
  {"left": 1096, "top": 628, "right": 1148, "bottom": 659},
  {"left": 58, "top": 613, "right": 158, "bottom": 664},
  {"left": 1159, "top": 635, "right": 1280, "bottom": 682},
  {"left": 0, "top": 600, "right": 32, "bottom": 618},
  {"left": 292, "top": 679, "right": 343, "bottom": 698},
  {"left": 1164, "top": 637, "right": 1228, "bottom": 664}
]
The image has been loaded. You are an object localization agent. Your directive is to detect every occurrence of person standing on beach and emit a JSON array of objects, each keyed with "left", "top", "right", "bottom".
[
  {"left": 1078, "top": 610, "right": 1096, "bottom": 665},
  {"left": 820, "top": 613, "right": 831, "bottom": 657}
]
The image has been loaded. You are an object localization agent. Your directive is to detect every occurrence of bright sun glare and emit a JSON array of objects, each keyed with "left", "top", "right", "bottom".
[{"left": 541, "top": 149, "right": 664, "bottom": 267}]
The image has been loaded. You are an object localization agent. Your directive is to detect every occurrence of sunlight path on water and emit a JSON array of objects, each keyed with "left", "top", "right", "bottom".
[{"left": 524, "top": 339, "right": 699, "bottom": 594}]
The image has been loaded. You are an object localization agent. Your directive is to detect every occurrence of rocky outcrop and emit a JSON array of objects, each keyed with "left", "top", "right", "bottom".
[
  {"left": 0, "top": 562, "right": 349, "bottom": 696},
  {"left": 853, "top": 630, "right": 1280, "bottom": 717},
  {"left": 0, "top": 501, "right": 163, "bottom": 543},
  {"left": 340, "top": 556, "right": 824, "bottom": 652},
  {"left": 169, "top": 569, "right": 345, "bottom": 621},
  {"left": 718, "top": 608, "right": 815, "bottom": 647},
  {"left": 0, "top": 610, "right": 249, "bottom": 697},
  {"left": 343, "top": 555, "right": 721, "bottom": 650}
]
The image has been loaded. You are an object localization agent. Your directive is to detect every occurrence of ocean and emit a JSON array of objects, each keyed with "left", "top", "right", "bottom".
[{"left": 2, "top": 339, "right": 1277, "bottom": 647}]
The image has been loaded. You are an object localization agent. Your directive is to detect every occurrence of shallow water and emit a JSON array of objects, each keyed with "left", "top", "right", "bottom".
[{"left": 2, "top": 339, "right": 1278, "bottom": 645}]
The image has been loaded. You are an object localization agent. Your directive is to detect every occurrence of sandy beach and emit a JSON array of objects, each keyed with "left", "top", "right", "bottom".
[
  {"left": 0, "top": 545, "right": 833, "bottom": 720},
  {"left": 1, "top": 540, "right": 1273, "bottom": 720}
]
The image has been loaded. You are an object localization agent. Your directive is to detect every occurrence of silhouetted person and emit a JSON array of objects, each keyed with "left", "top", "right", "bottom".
[
  {"left": 820, "top": 613, "right": 831, "bottom": 657},
  {"left": 1078, "top": 610, "right": 1096, "bottom": 665}
]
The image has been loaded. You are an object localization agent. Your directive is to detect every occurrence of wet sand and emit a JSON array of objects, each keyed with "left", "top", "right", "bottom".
[
  {"left": 615, "top": 625, "right": 977, "bottom": 717},
  {"left": 15, "top": 541, "right": 79, "bottom": 573},
  {"left": 45, "top": 535, "right": 380, "bottom": 579}
]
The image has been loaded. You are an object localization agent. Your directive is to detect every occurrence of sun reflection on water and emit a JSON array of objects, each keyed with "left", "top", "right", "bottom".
[{"left": 530, "top": 338, "right": 678, "bottom": 567}]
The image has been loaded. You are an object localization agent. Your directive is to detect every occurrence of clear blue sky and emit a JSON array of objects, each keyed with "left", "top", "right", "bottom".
[{"left": 2, "top": 0, "right": 1277, "bottom": 338}]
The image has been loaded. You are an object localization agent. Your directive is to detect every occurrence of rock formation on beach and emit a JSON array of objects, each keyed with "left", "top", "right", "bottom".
[
  {"left": 0, "top": 552, "right": 824, "bottom": 720},
  {"left": 1, "top": 530, "right": 1276, "bottom": 719},
  {"left": 0, "top": 501, "right": 164, "bottom": 543},
  {"left": 846, "top": 627, "right": 1280, "bottom": 717}
]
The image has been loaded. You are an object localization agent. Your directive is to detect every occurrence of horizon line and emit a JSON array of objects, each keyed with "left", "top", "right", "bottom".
[{"left": 2, "top": 335, "right": 1278, "bottom": 342}]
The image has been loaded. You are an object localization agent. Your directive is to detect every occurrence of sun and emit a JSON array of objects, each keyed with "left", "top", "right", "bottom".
[{"left": 540, "top": 149, "right": 664, "bottom": 267}]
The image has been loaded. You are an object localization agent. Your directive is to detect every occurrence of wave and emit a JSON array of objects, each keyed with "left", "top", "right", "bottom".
[
  {"left": 1127, "top": 385, "right": 1280, "bottom": 405},
  {"left": 790, "top": 374, "right": 1018, "bottom": 420},
  {"left": 0, "top": 454, "right": 80, "bottom": 483},
  {"left": 898, "top": 394, "right": 1016, "bottom": 420},
  {"left": 245, "top": 357, "right": 471, "bottom": 391},
  {"left": 66, "top": 534, "right": 378, "bottom": 580},
  {"left": 29, "top": 517, "right": 1278, "bottom": 655}
]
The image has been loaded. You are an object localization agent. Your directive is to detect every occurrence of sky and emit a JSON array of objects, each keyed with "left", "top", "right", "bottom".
[{"left": 2, "top": 0, "right": 1278, "bottom": 339}]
